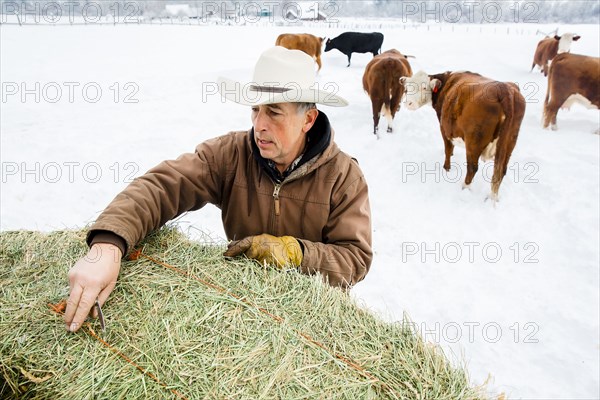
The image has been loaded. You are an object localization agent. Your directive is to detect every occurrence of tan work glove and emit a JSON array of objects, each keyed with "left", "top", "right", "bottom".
[{"left": 224, "top": 234, "right": 303, "bottom": 269}]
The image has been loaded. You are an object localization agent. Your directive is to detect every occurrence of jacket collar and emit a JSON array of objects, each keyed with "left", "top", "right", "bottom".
[{"left": 250, "top": 111, "right": 332, "bottom": 184}]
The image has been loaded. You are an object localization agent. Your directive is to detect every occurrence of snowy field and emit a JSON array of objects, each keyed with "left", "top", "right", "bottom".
[{"left": 1, "top": 18, "right": 599, "bottom": 399}]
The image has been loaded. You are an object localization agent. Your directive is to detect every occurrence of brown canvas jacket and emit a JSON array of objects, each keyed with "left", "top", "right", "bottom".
[{"left": 88, "top": 128, "right": 372, "bottom": 288}]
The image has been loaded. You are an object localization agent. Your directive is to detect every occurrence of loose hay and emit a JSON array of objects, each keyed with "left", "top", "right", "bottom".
[{"left": 1, "top": 228, "right": 489, "bottom": 399}]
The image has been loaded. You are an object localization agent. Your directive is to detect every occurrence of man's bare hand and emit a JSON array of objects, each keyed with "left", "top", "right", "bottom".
[{"left": 63, "top": 243, "right": 121, "bottom": 332}]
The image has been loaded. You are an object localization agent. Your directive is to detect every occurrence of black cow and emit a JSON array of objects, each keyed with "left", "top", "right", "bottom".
[{"left": 324, "top": 32, "right": 384, "bottom": 67}]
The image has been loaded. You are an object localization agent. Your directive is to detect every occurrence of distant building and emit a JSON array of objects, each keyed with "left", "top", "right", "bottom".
[
  {"left": 165, "top": 4, "right": 191, "bottom": 17},
  {"left": 223, "top": 7, "right": 239, "bottom": 20},
  {"left": 258, "top": 8, "right": 273, "bottom": 18},
  {"left": 285, "top": 3, "right": 327, "bottom": 21}
]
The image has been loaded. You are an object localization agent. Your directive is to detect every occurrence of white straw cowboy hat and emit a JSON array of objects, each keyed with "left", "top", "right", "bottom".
[{"left": 218, "top": 46, "right": 348, "bottom": 107}]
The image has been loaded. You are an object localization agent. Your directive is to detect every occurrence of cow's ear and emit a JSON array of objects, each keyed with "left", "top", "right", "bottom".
[
  {"left": 554, "top": 35, "right": 561, "bottom": 40},
  {"left": 430, "top": 79, "right": 441, "bottom": 93},
  {"left": 573, "top": 35, "right": 581, "bottom": 41}
]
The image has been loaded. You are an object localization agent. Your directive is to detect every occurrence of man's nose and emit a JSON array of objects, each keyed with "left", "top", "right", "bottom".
[{"left": 252, "top": 108, "right": 267, "bottom": 131}]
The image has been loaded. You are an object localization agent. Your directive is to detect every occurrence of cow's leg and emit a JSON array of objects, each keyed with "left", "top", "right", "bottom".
[
  {"left": 379, "top": 102, "right": 394, "bottom": 133},
  {"left": 489, "top": 134, "right": 518, "bottom": 202},
  {"left": 442, "top": 135, "right": 454, "bottom": 171},
  {"left": 530, "top": 62, "right": 535, "bottom": 72},
  {"left": 316, "top": 56, "right": 322, "bottom": 72},
  {"left": 384, "top": 104, "right": 393, "bottom": 133},
  {"left": 387, "top": 93, "right": 401, "bottom": 133},
  {"left": 464, "top": 154, "right": 479, "bottom": 188},
  {"left": 346, "top": 53, "right": 352, "bottom": 67},
  {"left": 542, "top": 104, "right": 559, "bottom": 130},
  {"left": 464, "top": 141, "right": 486, "bottom": 188},
  {"left": 543, "top": 92, "right": 567, "bottom": 130},
  {"left": 372, "top": 99, "right": 383, "bottom": 137}
]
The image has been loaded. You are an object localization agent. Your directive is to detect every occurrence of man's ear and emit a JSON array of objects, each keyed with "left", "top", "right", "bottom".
[{"left": 303, "top": 108, "right": 319, "bottom": 132}]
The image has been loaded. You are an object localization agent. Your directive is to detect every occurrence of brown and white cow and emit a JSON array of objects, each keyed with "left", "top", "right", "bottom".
[
  {"left": 275, "top": 33, "right": 324, "bottom": 71},
  {"left": 531, "top": 33, "right": 581, "bottom": 76},
  {"left": 543, "top": 52, "right": 600, "bottom": 131},
  {"left": 402, "top": 71, "right": 526, "bottom": 201},
  {"left": 362, "top": 49, "right": 412, "bottom": 138}
]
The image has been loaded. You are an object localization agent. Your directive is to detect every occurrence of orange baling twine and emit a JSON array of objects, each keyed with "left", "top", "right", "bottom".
[
  {"left": 50, "top": 249, "right": 397, "bottom": 399},
  {"left": 48, "top": 300, "right": 188, "bottom": 400}
]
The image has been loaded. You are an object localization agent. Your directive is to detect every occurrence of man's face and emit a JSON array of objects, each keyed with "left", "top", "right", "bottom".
[{"left": 251, "top": 103, "right": 318, "bottom": 173}]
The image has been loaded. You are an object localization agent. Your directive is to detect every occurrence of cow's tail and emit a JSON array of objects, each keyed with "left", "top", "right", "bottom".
[
  {"left": 385, "top": 58, "right": 403, "bottom": 116},
  {"left": 491, "top": 83, "right": 526, "bottom": 200}
]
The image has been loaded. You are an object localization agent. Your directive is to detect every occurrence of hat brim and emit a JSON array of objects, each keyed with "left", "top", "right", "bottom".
[{"left": 217, "top": 77, "right": 348, "bottom": 107}]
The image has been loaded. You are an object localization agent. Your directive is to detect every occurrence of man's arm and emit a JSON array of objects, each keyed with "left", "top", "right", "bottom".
[
  {"left": 298, "top": 173, "right": 372, "bottom": 288},
  {"left": 65, "top": 137, "right": 229, "bottom": 332},
  {"left": 88, "top": 142, "right": 224, "bottom": 255}
]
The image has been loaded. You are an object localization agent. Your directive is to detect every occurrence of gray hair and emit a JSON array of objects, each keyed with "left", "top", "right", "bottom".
[{"left": 295, "top": 102, "right": 317, "bottom": 114}]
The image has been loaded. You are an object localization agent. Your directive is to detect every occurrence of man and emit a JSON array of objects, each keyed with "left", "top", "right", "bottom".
[{"left": 64, "top": 47, "right": 372, "bottom": 333}]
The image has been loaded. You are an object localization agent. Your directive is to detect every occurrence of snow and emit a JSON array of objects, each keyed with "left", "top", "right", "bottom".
[{"left": 1, "top": 20, "right": 599, "bottom": 399}]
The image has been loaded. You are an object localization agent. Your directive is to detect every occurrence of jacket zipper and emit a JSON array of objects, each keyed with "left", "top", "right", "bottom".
[
  {"left": 269, "top": 165, "right": 314, "bottom": 230},
  {"left": 271, "top": 167, "right": 315, "bottom": 220},
  {"left": 272, "top": 183, "right": 281, "bottom": 216}
]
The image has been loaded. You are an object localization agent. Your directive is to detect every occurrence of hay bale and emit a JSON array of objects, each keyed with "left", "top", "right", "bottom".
[{"left": 0, "top": 228, "right": 487, "bottom": 399}]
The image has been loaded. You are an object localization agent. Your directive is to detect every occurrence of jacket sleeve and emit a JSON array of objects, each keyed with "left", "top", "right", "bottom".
[
  {"left": 297, "top": 170, "right": 372, "bottom": 289},
  {"left": 87, "top": 137, "right": 229, "bottom": 255}
]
